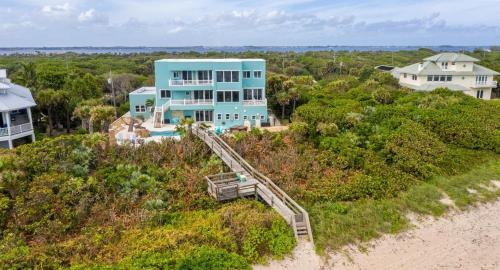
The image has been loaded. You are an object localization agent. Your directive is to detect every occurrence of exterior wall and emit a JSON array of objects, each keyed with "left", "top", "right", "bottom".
[
  {"left": 463, "top": 89, "right": 492, "bottom": 100},
  {"left": 399, "top": 73, "right": 421, "bottom": 86},
  {"left": 129, "top": 92, "right": 155, "bottom": 119},
  {"left": 454, "top": 61, "right": 474, "bottom": 72}
]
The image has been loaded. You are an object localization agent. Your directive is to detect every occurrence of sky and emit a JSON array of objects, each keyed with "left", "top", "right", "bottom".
[{"left": 1, "top": 0, "right": 499, "bottom": 47}]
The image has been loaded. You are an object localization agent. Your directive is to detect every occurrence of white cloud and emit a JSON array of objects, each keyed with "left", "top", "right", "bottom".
[
  {"left": 41, "top": 3, "right": 71, "bottom": 15},
  {"left": 78, "top": 9, "right": 109, "bottom": 25}
]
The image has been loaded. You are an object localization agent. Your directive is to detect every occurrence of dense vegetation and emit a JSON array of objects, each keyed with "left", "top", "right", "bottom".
[
  {"left": 0, "top": 136, "right": 295, "bottom": 269},
  {"left": 1, "top": 49, "right": 500, "bottom": 267},
  {"left": 228, "top": 76, "right": 500, "bottom": 250}
]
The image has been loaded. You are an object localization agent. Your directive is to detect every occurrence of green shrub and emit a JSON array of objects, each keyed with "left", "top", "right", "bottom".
[{"left": 176, "top": 247, "right": 250, "bottom": 270}]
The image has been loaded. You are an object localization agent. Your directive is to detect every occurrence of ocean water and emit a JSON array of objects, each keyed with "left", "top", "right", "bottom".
[{"left": 0, "top": 45, "right": 493, "bottom": 55}]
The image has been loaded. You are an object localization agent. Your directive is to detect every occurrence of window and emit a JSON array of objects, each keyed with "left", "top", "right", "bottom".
[
  {"left": 216, "top": 71, "right": 224, "bottom": 82},
  {"left": 476, "top": 75, "right": 487, "bottom": 85},
  {"left": 253, "top": 70, "right": 262, "bottom": 78},
  {"left": 194, "top": 110, "right": 213, "bottom": 122},
  {"left": 231, "top": 71, "right": 239, "bottom": 82},
  {"left": 232, "top": 91, "right": 239, "bottom": 102},
  {"left": 440, "top": 75, "right": 446, "bottom": 82},
  {"left": 433, "top": 75, "right": 439, "bottom": 81},
  {"left": 217, "top": 91, "right": 224, "bottom": 102},
  {"left": 182, "top": 71, "right": 193, "bottom": 80},
  {"left": 243, "top": 88, "right": 263, "bottom": 100},
  {"left": 427, "top": 75, "right": 432, "bottom": 81},
  {"left": 197, "top": 70, "right": 212, "bottom": 81},
  {"left": 234, "top": 114, "right": 239, "bottom": 120},
  {"left": 403, "top": 73, "right": 407, "bottom": 78},
  {"left": 216, "top": 71, "right": 239, "bottom": 82},
  {"left": 193, "top": 90, "right": 213, "bottom": 100},
  {"left": 446, "top": 75, "right": 452, "bottom": 81},
  {"left": 260, "top": 115, "right": 265, "bottom": 120},
  {"left": 173, "top": 71, "right": 181, "bottom": 79},
  {"left": 225, "top": 114, "right": 230, "bottom": 120},
  {"left": 217, "top": 113, "right": 222, "bottom": 120},
  {"left": 160, "top": 89, "right": 171, "bottom": 99},
  {"left": 135, "top": 105, "right": 145, "bottom": 112},
  {"left": 216, "top": 91, "right": 240, "bottom": 102},
  {"left": 243, "top": 115, "right": 248, "bottom": 120},
  {"left": 412, "top": 75, "right": 417, "bottom": 80},
  {"left": 251, "top": 115, "right": 256, "bottom": 120},
  {"left": 476, "top": 90, "right": 484, "bottom": 99},
  {"left": 441, "top": 62, "right": 448, "bottom": 69},
  {"left": 243, "top": 71, "right": 251, "bottom": 78}
]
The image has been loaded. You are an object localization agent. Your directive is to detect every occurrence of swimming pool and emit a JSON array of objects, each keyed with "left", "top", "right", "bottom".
[{"left": 150, "top": 130, "right": 181, "bottom": 137}]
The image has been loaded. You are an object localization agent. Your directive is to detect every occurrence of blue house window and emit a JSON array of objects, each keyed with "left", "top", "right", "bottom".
[
  {"left": 160, "top": 89, "right": 171, "bottom": 99},
  {"left": 253, "top": 71, "right": 262, "bottom": 78},
  {"left": 217, "top": 90, "right": 239, "bottom": 102},
  {"left": 243, "top": 71, "right": 251, "bottom": 78},
  {"left": 216, "top": 71, "right": 239, "bottom": 82}
]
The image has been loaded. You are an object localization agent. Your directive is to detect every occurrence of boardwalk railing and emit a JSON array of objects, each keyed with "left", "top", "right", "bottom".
[{"left": 193, "top": 126, "right": 313, "bottom": 243}]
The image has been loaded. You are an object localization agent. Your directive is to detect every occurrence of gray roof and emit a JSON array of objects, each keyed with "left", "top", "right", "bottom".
[
  {"left": 423, "top": 53, "right": 479, "bottom": 62},
  {"left": 400, "top": 82, "right": 470, "bottom": 92},
  {"left": 397, "top": 61, "right": 499, "bottom": 76},
  {"left": 130, "top": 86, "right": 156, "bottom": 95},
  {"left": 0, "top": 82, "right": 36, "bottom": 111}
]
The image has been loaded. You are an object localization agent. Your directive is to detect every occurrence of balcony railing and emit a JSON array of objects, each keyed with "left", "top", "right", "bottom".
[
  {"left": 169, "top": 79, "right": 213, "bottom": 86},
  {"left": 170, "top": 99, "right": 213, "bottom": 105},
  {"left": 0, "top": 123, "right": 33, "bottom": 137},
  {"left": 474, "top": 81, "right": 497, "bottom": 88},
  {"left": 243, "top": 99, "right": 267, "bottom": 106}
]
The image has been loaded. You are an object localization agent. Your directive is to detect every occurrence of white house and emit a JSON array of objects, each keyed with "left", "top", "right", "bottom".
[
  {"left": 393, "top": 53, "right": 499, "bottom": 99},
  {"left": 0, "top": 69, "right": 36, "bottom": 149}
]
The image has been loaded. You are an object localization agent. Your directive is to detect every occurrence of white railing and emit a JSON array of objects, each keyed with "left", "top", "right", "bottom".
[
  {"left": 0, "top": 123, "right": 33, "bottom": 137},
  {"left": 243, "top": 99, "right": 267, "bottom": 106},
  {"left": 474, "top": 81, "right": 497, "bottom": 87},
  {"left": 170, "top": 99, "right": 213, "bottom": 105},
  {"left": 169, "top": 79, "right": 213, "bottom": 86}
]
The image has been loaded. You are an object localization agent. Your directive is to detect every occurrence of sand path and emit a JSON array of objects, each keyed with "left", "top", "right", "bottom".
[{"left": 254, "top": 199, "right": 500, "bottom": 270}]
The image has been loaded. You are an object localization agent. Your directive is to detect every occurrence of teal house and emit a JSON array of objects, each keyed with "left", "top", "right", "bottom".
[{"left": 129, "top": 59, "right": 268, "bottom": 129}]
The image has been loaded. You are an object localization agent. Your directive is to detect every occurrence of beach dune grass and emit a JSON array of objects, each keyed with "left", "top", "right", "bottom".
[{"left": 310, "top": 158, "right": 500, "bottom": 252}]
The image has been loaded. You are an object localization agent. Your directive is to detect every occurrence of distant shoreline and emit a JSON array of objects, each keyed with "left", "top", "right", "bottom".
[{"left": 0, "top": 45, "right": 497, "bottom": 55}]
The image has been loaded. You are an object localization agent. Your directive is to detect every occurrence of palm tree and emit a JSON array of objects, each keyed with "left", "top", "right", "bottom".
[
  {"left": 276, "top": 91, "right": 291, "bottom": 120},
  {"left": 19, "top": 62, "right": 37, "bottom": 88},
  {"left": 145, "top": 98, "right": 155, "bottom": 114},
  {"left": 36, "top": 89, "right": 62, "bottom": 136},
  {"left": 89, "top": 105, "right": 115, "bottom": 133},
  {"left": 180, "top": 117, "right": 194, "bottom": 137},
  {"left": 288, "top": 87, "right": 300, "bottom": 113}
]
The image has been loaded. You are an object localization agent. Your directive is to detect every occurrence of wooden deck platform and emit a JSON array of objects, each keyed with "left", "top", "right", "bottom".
[{"left": 193, "top": 126, "right": 313, "bottom": 243}]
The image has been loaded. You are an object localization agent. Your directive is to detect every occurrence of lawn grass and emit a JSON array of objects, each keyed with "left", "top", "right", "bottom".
[{"left": 310, "top": 157, "right": 500, "bottom": 252}]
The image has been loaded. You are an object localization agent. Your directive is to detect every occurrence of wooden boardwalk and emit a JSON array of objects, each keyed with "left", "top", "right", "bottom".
[{"left": 193, "top": 126, "right": 313, "bottom": 242}]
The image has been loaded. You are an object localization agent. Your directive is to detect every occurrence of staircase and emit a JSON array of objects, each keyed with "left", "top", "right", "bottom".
[
  {"left": 153, "top": 101, "right": 171, "bottom": 128},
  {"left": 193, "top": 126, "right": 314, "bottom": 242}
]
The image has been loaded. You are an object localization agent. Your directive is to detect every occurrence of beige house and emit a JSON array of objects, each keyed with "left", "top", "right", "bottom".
[{"left": 393, "top": 53, "right": 499, "bottom": 99}]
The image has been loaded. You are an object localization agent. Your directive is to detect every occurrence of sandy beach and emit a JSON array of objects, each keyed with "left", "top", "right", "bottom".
[{"left": 255, "top": 199, "right": 500, "bottom": 270}]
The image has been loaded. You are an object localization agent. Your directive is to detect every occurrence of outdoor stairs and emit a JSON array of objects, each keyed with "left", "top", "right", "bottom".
[
  {"left": 153, "top": 110, "right": 162, "bottom": 128},
  {"left": 193, "top": 126, "right": 314, "bottom": 243}
]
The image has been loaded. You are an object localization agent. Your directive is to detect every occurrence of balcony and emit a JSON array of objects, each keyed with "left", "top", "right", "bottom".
[
  {"left": 0, "top": 123, "right": 33, "bottom": 137},
  {"left": 473, "top": 81, "right": 497, "bottom": 88},
  {"left": 243, "top": 99, "right": 267, "bottom": 106},
  {"left": 170, "top": 99, "right": 213, "bottom": 105},
  {"left": 169, "top": 79, "right": 213, "bottom": 86}
]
